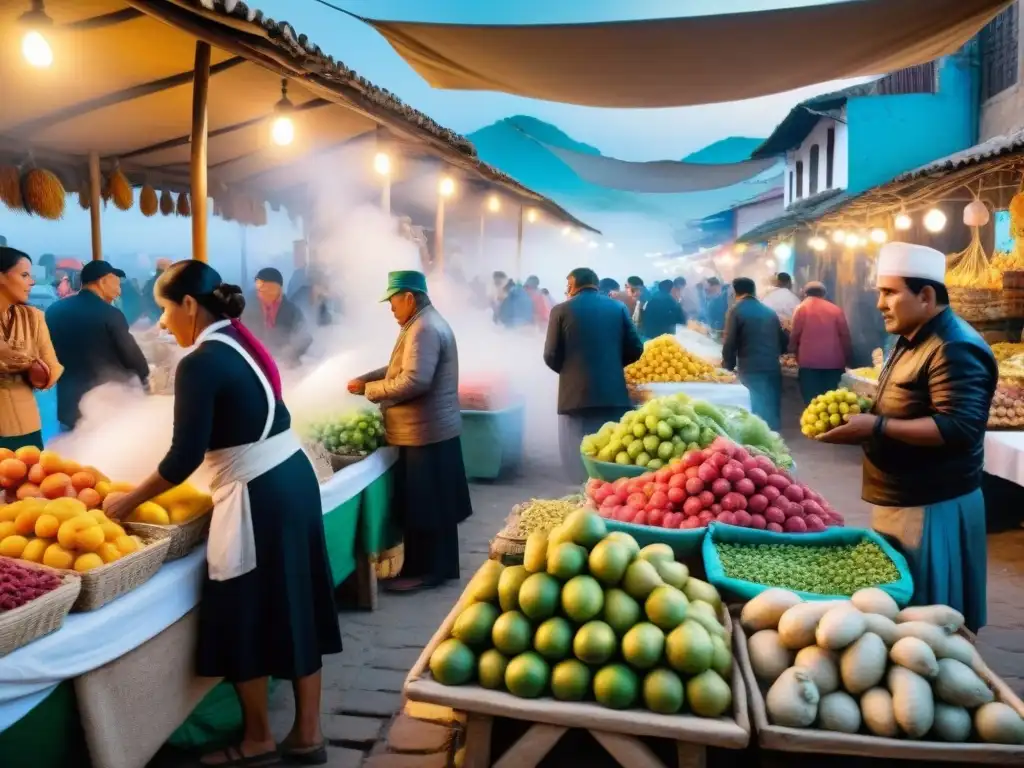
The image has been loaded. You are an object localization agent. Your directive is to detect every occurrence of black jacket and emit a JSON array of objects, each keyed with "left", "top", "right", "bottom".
[
  {"left": 45, "top": 290, "right": 149, "bottom": 428},
  {"left": 240, "top": 294, "right": 312, "bottom": 367},
  {"left": 863, "top": 308, "right": 996, "bottom": 507},
  {"left": 544, "top": 289, "right": 644, "bottom": 414},
  {"left": 641, "top": 289, "right": 685, "bottom": 340},
  {"left": 721, "top": 296, "right": 787, "bottom": 373}
]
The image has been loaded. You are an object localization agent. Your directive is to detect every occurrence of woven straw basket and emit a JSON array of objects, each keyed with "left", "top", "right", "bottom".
[
  {"left": 373, "top": 543, "right": 405, "bottom": 580},
  {"left": 949, "top": 286, "right": 1007, "bottom": 322},
  {"left": 0, "top": 559, "right": 81, "bottom": 656},
  {"left": 125, "top": 509, "right": 211, "bottom": 563},
  {"left": 69, "top": 528, "right": 172, "bottom": 612},
  {"left": 328, "top": 451, "right": 371, "bottom": 473}
]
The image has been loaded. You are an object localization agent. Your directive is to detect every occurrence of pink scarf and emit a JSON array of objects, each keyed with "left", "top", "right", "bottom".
[{"left": 229, "top": 318, "right": 282, "bottom": 400}]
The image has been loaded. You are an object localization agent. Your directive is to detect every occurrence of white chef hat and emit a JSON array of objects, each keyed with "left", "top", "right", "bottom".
[{"left": 876, "top": 242, "right": 946, "bottom": 284}]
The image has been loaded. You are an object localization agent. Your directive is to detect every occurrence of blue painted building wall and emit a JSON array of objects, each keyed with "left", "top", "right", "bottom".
[{"left": 845, "top": 52, "right": 979, "bottom": 195}]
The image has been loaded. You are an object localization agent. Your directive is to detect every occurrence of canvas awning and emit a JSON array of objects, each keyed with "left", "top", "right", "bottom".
[
  {"left": 0, "top": 0, "right": 595, "bottom": 232},
  {"left": 357, "top": 0, "right": 1011, "bottom": 108}
]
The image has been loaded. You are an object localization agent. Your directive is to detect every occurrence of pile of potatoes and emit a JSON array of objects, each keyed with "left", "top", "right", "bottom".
[{"left": 741, "top": 588, "right": 1024, "bottom": 745}]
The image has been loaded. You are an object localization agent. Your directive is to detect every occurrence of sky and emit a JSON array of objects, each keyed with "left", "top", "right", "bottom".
[{"left": 0, "top": 0, "right": 869, "bottom": 273}]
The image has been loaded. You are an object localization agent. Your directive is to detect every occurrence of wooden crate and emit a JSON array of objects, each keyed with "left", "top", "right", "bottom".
[
  {"left": 733, "top": 614, "right": 1024, "bottom": 763},
  {"left": 404, "top": 585, "right": 750, "bottom": 768}
]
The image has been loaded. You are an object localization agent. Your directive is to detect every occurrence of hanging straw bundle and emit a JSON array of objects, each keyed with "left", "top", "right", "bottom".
[
  {"left": 0, "top": 166, "right": 23, "bottom": 212},
  {"left": 159, "top": 189, "right": 174, "bottom": 216},
  {"left": 21, "top": 168, "right": 66, "bottom": 221},
  {"left": 77, "top": 179, "right": 90, "bottom": 211},
  {"left": 139, "top": 184, "right": 158, "bottom": 217},
  {"left": 946, "top": 227, "right": 991, "bottom": 288},
  {"left": 175, "top": 192, "right": 190, "bottom": 217}
]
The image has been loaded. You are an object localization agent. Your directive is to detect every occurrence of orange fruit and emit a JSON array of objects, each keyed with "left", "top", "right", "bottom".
[
  {"left": 13, "top": 508, "right": 43, "bottom": 536},
  {"left": 0, "top": 458, "right": 28, "bottom": 482},
  {"left": 42, "top": 543, "right": 74, "bottom": 570},
  {"left": 27, "top": 463, "right": 45, "bottom": 485},
  {"left": 15, "top": 483, "right": 41, "bottom": 500},
  {"left": 38, "top": 451, "right": 64, "bottom": 475},
  {"left": 70, "top": 471, "right": 96, "bottom": 491},
  {"left": 0, "top": 449, "right": 14, "bottom": 462},
  {"left": 40, "top": 473, "right": 71, "bottom": 500},
  {"left": 34, "top": 513, "right": 60, "bottom": 538},
  {"left": 73, "top": 553, "right": 103, "bottom": 572},
  {"left": 21, "top": 538, "right": 50, "bottom": 563},
  {"left": 0, "top": 535, "right": 29, "bottom": 558},
  {"left": 75, "top": 525, "right": 105, "bottom": 553},
  {"left": 77, "top": 488, "right": 102, "bottom": 509},
  {"left": 14, "top": 445, "right": 41, "bottom": 466}
]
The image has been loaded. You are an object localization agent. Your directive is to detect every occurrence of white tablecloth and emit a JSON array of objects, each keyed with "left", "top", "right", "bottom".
[
  {"left": 643, "top": 382, "right": 752, "bottom": 411},
  {"left": 984, "top": 431, "right": 1024, "bottom": 486},
  {"left": 0, "top": 447, "right": 398, "bottom": 732}
]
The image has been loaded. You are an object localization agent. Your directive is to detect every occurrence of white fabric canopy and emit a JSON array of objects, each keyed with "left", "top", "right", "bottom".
[
  {"left": 0, "top": 448, "right": 398, "bottom": 732},
  {"left": 359, "top": 0, "right": 1012, "bottom": 108}
]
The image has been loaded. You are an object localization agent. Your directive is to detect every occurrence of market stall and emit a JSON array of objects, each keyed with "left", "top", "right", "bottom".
[{"left": 459, "top": 378, "right": 525, "bottom": 481}]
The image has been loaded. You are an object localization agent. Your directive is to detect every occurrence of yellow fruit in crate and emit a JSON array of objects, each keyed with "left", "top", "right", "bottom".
[
  {"left": 21, "top": 538, "right": 51, "bottom": 563},
  {"left": 57, "top": 515, "right": 100, "bottom": 550},
  {"left": 0, "top": 506, "right": 17, "bottom": 523},
  {"left": 94, "top": 481, "right": 112, "bottom": 499},
  {"left": 624, "top": 334, "right": 723, "bottom": 385},
  {"left": 74, "top": 553, "right": 104, "bottom": 572},
  {"left": 111, "top": 481, "right": 135, "bottom": 493},
  {"left": 0, "top": 535, "right": 28, "bottom": 557},
  {"left": 85, "top": 509, "right": 108, "bottom": 524},
  {"left": 132, "top": 502, "right": 170, "bottom": 525},
  {"left": 14, "top": 508, "right": 44, "bottom": 536},
  {"left": 74, "top": 525, "right": 105, "bottom": 553},
  {"left": 168, "top": 504, "right": 193, "bottom": 524},
  {"left": 114, "top": 535, "right": 142, "bottom": 555},
  {"left": 99, "top": 521, "right": 125, "bottom": 542},
  {"left": 45, "top": 497, "right": 87, "bottom": 522},
  {"left": 42, "top": 543, "right": 75, "bottom": 570},
  {"left": 96, "top": 542, "right": 122, "bottom": 564},
  {"left": 0, "top": 521, "right": 15, "bottom": 540},
  {"left": 34, "top": 513, "right": 60, "bottom": 539}
]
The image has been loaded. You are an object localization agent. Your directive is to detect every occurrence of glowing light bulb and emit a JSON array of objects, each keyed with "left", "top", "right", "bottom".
[
  {"left": 271, "top": 116, "right": 294, "bottom": 146},
  {"left": 894, "top": 212, "right": 912, "bottom": 231},
  {"left": 773, "top": 242, "right": 793, "bottom": 259},
  {"left": 870, "top": 228, "right": 888, "bottom": 244},
  {"left": 22, "top": 30, "right": 52, "bottom": 68},
  {"left": 439, "top": 176, "right": 455, "bottom": 197},
  {"left": 561, "top": 226, "right": 571, "bottom": 236},
  {"left": 487, "top": 195, "right": 500, "bottom": 212},
  {"left": 808, "top": 236, "right": 827, "bottom": 252},
  {"left": 923, "top": 208, "right": 947, "bottom": 233},
  {"left": 845, "top": 233, "right": 859, "bottom": 248},
  {"left": 373, "top": 152, "right": 390, "bottom": 176},
  {"left": 526, "top": 208, "right": 538, "bottom": 223},
  {"left": 832, "top": 230, "right": 846, "bottom": 244}
]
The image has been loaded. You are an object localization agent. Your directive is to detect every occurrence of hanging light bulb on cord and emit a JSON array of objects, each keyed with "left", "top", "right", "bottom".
[
  {"left": 894, "top": 211, "right": 912, "bottom": 231},
  {"left": 270, "top": 79, "right": 295, "bottom": 147},
  {"left": 923, "top": 208, "right": 947, "bottom": 233},
  {"left": 20, "top": 1, "right": 54, "bottom": 68}
]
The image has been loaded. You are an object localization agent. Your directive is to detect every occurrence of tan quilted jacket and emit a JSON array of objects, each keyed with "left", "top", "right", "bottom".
[{"left": 0, "top": 305, "right": 63, "bottom": 436}]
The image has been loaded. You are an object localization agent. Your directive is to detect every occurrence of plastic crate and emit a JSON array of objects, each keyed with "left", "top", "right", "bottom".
[{"left": 460, "top": 403, "right": 525, "bottom": 480}]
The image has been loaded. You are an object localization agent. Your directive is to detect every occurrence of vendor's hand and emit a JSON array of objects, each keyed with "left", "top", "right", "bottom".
[
  {"left": 347, "top": 379, "right": 366, "bottom": 395},
  {"left": 102, "top": 491, "right": 135, "bottom": 521},
  {"left": 26, "top": 360, "right": 49, "bottom": 389},
  {"left": 816, "top": 413, "right": 878, "bottom": 445}
]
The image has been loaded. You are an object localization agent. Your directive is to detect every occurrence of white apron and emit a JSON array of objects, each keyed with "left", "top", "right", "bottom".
[{"left": 192, "top": 320, "right": 302, "bottom": 581}]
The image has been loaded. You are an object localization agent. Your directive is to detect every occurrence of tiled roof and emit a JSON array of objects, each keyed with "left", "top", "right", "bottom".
[{"left": 894, "top": 127, "right": 1024, "bottom": 180}]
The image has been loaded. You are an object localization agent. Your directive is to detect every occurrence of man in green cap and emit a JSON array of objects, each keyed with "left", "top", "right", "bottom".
[{"left": 348, "top": 271, "right": 472, "bottom": 592}]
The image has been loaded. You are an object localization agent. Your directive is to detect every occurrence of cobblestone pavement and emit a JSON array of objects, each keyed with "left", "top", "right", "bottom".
[{"left": 156, "top": 384, "right": 1024, "bottom": 767}]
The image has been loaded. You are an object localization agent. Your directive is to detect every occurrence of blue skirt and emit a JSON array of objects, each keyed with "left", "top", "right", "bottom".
[{"left": 871, "top": 489, "right": 987, "bottom": 632}]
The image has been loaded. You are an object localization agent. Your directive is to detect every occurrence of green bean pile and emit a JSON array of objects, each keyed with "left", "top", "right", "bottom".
[{"left": 715, "top": 540, "right": 900, "bottom": 595}]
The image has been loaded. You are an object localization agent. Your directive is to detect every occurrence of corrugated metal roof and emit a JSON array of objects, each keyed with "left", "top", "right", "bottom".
[
  {"left": 737, "top": 188, "right": 851, "bottom": 243},
  {"left": 894, "top": 127, "right": 1024, "bottom": 180}
]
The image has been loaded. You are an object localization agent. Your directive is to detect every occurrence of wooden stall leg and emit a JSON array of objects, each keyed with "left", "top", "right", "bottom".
[
  {"left": 591, "top": 730, "right": 670, "bottom": 768},
  {"left": 462, "top": 712, "right": 493, "bottom": 768},
  {"left": 492, "top": 723, "right": 567, "bottom": 768},
  {"left": 355, "top": 551, "right": 378, "bottom": 611},
  {"left": 676, "top": 740, "right": 708, "bottom": 768}
]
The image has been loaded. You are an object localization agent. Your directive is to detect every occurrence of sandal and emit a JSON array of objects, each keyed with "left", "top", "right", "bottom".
[
  {"left": 198, "top": 745, "right": 282, "bottom": 767},
  {"left": 280, "top": 742, "right": 328, "bottom": 765}
]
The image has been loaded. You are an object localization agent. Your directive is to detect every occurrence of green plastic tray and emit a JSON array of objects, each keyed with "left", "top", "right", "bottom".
[
  {"left": 604, "top": 518, "right": 707, "bottom": 558},
  {"left": 581, "top": 454, "right": 647, "bottom": 482}
]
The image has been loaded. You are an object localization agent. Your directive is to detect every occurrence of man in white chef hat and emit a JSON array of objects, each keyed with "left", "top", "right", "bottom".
[{"left": 820, "top": 242, "right": 996, "bottom": 632}]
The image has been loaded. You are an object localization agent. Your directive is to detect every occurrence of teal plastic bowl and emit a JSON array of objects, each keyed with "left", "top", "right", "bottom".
[{"left": 581, "top": 454, "right": 647, "bottom": 482}]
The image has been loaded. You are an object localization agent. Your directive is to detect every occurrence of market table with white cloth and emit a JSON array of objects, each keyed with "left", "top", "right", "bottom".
[
  {"left": 0, "top": 447, "right": 397, "bottom": 768},
  {"left": 984, "top": 431, "right": 1024, "bottom": 486}
]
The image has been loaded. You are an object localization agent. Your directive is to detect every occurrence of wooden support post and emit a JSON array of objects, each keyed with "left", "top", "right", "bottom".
[
  {"left": 435, "top": 196, "right": 446, "bottom": 275},
  {"left": 516, "top": 204, "right": 524, "bottom": 281},
  {"left": 190, "top": 41, "right": 211, "bottom": 262},
  {"left": 87, "top": 152, "right": 102, "bottom": 261},
  {"left": 462, "top": 713, "right": 493, "bottom": 768}
]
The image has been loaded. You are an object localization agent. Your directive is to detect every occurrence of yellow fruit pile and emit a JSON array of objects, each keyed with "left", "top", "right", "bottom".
[
  {"left": 625, "top": 335, "right": 734, "bottom": 385},
  {"left": 992, "top": 342, "right": 1024, "bottom": 363},
  {"left": 0, "top": 498, "right": 145, "bottom": 572},
  {"left": 800, "top": 388, "right": 873, "bottom": 438},
  {"left": 848, "top": 367, "right": 879, "bottom": 381},
  {"left": 948, "top": 251, "right": 1024, "bottom": 290},
  {"left": 130, "top": 483, "right": 213, "bottom": 526}
]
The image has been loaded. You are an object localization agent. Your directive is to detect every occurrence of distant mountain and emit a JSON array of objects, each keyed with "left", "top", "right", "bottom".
[{"left": 467, "top": 116, "right": 777, "bottom": 227}]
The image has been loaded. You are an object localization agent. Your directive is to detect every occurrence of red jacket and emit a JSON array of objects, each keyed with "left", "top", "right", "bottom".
[{"left": 789, "top": 297, "right": 852, "bottom": 370}]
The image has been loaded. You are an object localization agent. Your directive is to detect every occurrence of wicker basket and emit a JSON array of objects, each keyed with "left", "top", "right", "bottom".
[
  {"left": 124, "top": 510, "right": 211, "bottom": 562},
  {"left": 373, "top": 542, "right": 405, "bottom": 580},
  {"left": 328, "top": 451, "right": 371, "bottom": 473},
  {"left": 0, "top": 559, "right": 80, "bottom": 656},
  {"left": 949, "top": 286, "right": 1008, "bottom": 322},
  {"left": 69, "top": 528, "right": 172, "bottom": 612}
]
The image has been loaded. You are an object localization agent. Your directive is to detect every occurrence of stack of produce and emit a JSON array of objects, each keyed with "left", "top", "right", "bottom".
[
  {"left": 0, "top": 557, "right": 64, "bottom": 612},
  {"left": 992, "top": 342, "right": 1024, "bottom": 363},
  {"left": 459, "top": 376, "right": 513, "bottom": 411},
  {"left": 713, "top": 540, "right": 896, "bottom": 594},
  {"left": 429, "top": 510, "right": 735, "bottom": 716},
  {"left": 304, "top": 408, "right": 386, "bottom": 458},
  {"left": 951, "top": 250, "right": 1024, "bottom": 291},
  {"left": 585, "top": 437, "right": 841, "bottom": 532},
  {"left": 625, "top": 335, "right": 734, "bottom": 386},
  {"left": 741, "top": 588, "right": 1024, "bottom": 744},
  {"left": 500, "top": 497, "right": 583, "bottom": 539},
  {"left": 988, "top": 378, "right": 1024, "bottom": 429},
  {"left": 799, "top": 388, "right": 873, "bottom": 438},
  {"left": 581, "top": 395, "right": 792, "bottom": 471}
]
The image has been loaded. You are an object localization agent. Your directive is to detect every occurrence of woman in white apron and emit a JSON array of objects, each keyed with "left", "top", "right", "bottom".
[{"left": 107, "top": 261, "right": 341, "bottom": 767}]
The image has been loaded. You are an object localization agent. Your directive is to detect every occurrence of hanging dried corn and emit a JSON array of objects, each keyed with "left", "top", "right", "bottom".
[
  {"left": 176, "top": 191, "right": 191, "bottom": 217},
  {"left": 21, "top": 168, "right": 66, "bottom": 220},
  {"left": 139, "top": 184, "right": 158, "bottom": 217},
  {"left": 109, "top": 166, "right": 133, "bottom": 211},
  {"left": 159, "top": 189, "right": 174, "bottom": 216},
  {"left": 0, "top": 166, "right": 23, "bottom": 212},
  {"left": 77, "top": 179, "right": 90, "bottom": 211},
  {"left": 100, "top": 174, "right": 111, "bottom": 205}
]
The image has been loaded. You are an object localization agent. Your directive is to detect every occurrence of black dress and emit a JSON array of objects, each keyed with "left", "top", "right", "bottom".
[{"left": 159, "top": 326, "right": 342, "bottom": 683}]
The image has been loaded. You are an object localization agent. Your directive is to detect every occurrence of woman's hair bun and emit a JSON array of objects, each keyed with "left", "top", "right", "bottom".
[{"left": 213, "top": 282, "right": 245, "bottom": 319}]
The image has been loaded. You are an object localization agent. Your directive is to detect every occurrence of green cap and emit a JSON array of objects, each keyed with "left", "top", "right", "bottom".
[{"left": 380, "top": 270, "right": 428, "bottom": 302}]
